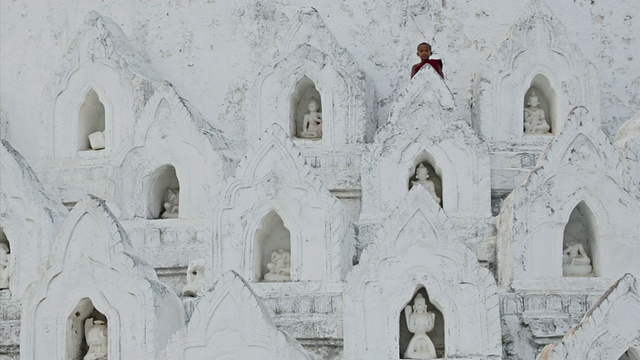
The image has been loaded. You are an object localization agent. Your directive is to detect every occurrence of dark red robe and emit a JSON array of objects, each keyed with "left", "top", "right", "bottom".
[{"left": 411, "top": 59, "right": 444, "bottom": 79}]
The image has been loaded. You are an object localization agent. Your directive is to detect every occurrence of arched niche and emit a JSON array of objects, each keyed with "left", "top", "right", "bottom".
[
  {"left": 77, "top": 89, "right": 106, "bottom": 151},
  {"left": 620, "top": 349, "right": 640, "bottom": 360},
  {"left": 562, "top": 201, "right": 599, "bottom": 277},
  {"left": 0, "top": 227, "right": 10, "bottom": 290},
  {"left": 148, "top": 165, "right": 180, "bottom": 220},
  {"left": 67, "top": 298, "right": 108, "bottom": 360},
  {"left": 523, "top": 74, "right": 556, "bottom": 135},
  {"left": 399, "top": 287, "right": 445, "bottom": 359},
  {"left": 290, "top": 76, "right": 322, "bottom": 140},
  {"left": 254, "top": 211, "right": 292, "bottom": 282},
  {"left": 408, "top": 153, "right": 443, "bottom": 206}
]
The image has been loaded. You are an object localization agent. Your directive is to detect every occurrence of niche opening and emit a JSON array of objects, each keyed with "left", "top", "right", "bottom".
[
  {"left": 408, "top": 153, "right": 443, "bottom": 206},
  {"left": 148, "top": 165, "right": 180, "bottom": 220},
  {"left": 399, "top": 287, "right": 445, "bottom": 359},
  {"left": 255, "top": 211, "right": 291, "bottom": 282},
  {"left": 619, "top": 348, "right": 640, "bottom": 360},
  {"left": 290, "top": 76, "right": 322, "bottom": 140},
  {"left": 562, "top": 201, "right": 599, "bottom": 277},
  {"left": 67, "top": 298, "right": 108, "bottom": 360},
  {"left": 77, "top": 89, "right": 106, "bottom": 151},
  {"left": 523, "top": 74, "right": 555, "bottom": 135},
  {"left": 0, "top": 227, "right": 10, "bottom": 290}
]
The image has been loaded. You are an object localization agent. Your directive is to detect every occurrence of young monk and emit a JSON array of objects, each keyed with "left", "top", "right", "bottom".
[{"left": 410, "top": 42, "right": 444, "bottom": 79}]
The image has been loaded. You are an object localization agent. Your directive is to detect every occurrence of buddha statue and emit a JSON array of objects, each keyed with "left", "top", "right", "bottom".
[
  {"left": 562, "top": 242, "right": 593, "bottom": 276},
  {"left": 84, "top": 318, "right": 108, "bottom": 360},
  {"left": 0, "top": 243, "right": 9, "bottom": 289},
  {"left": 403, "top": 294, "right": 437, "bottom": 359},
  {"left": 523, "top": 90, "right": 551, "bottom": 134},
  {"left": 263, "top": 249, "right": 291, "bottom": 282},
  {"left": 299, "top": 100, "right": 322, "bottom": 139},
  {"left": 411, "top": 164, "right": 441, "bottom": 205},
  {"left": 161, "top": 188, "right": 179, "bottom": 219},
  {"left": 182, "top": 259, "right": 205, "bottom": 297}
]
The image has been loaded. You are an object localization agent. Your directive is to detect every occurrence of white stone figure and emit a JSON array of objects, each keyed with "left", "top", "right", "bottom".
[
  {"left": 411, "top": 163, "right": 441, "bottom": 205},
  {"left": 0, "top": 243, "right": 9, "bottom": 289},
  {"left": 299, "top": 100, "right": 322, "bottom": 139},
  {"left": 88, "top": 131, "right": 105, "bottom": 150},
  {"left": 161, "top": 188, "right": 179, "bottom": 219},
  {"left": 403, "top": 293, "right": 437, "bottom": 359},
  {"left": 523, "top": 91, "right": 551, "bottom": 134},
  {"left": 263, "top": 249, "right": 291, "bottom": 282},
  {"left": 182, "top": 259, "right": 205, "bottom": 297},
  {"left": 84, "top": 318, "right": 108, "bottom": 360},
  {"left": 562, "top": 242, "right": 593, "bottom": 276}
]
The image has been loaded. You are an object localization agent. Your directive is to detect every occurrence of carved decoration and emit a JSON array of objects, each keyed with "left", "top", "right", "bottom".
[
  {"left": 161, "top": 271, "right": 315, "bottom": 360},
  {"left": 116, "top": 83, "right": 237, "bottom": 220},
  {"left": 214, "top": 124, "right": 353, "bottom": 282},
  {"left": 361, "top": 65, "right": 491, "bottom": 223},
  {"left": 472, "top": 0, "right": 600, "bottom": 142},
  {"left": 538, "top": 274, "right": 640, "bottom": 360},
  {"left": 250, "top": 7, "right": 375, "bottom": 145},
  {"left": 20, "top": 196, "right": 184, "bottom": 360},
  {"left": 40, "top": 11, "right": 159, "bottom": 159},
  {"left": 344, "top": 186, "right": 501, "bottom": 359},
  {"left": 615, "top": 110, "right": 640, "bottom": 192},
  {"left": 496, "top": 107, "right": 639, "bottom": 290},
  {"left": 0, "top": 140, "right": 68, "bottom": 298}
]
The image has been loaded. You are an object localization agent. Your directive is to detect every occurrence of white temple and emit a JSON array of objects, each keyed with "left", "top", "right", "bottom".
[{"left": 1, "top": 1, "right": 639, "bottom": 359}]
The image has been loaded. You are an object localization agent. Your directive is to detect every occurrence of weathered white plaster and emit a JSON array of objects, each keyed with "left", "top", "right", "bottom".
[
  {"left": 0, "top": 140, "right": 68, "bottom": 298},
  {"left": 345, "top": 186, "right": 501, "bottom": 360},
  {"left": 496, "top": 107, "right": 640, "bottom": 291},
  {"left": 213, "top": 124, "right": 353, "bottom": 282},
  {"left": 538, "top": 274, "right": 640, "bottom": 360},
  {"left": 249, "top": 7, "right": 375, "bottom": 146},
  {"left": 472, "top": 0, "right": 600, "bottom": 143},
  {"left": 615, "top": 110, "right": 640, "bottom": 192},
  {"left": 161, "top": 270, "right": 315, "bottom": 360},
  {"left": 20, "top": 196, "right": 184, "bottom": 360}
]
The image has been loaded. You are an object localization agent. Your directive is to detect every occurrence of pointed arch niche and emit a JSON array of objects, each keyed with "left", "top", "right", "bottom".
[
  {"left": 147, "top": 165, "right": 180, "bottom": 220},
  {"left": 407, "top": 152, "right": 443, "bottom": 206},
  {"left": 290, "top": 75, "right": 322, "bottom": 140},
  {"left": 0, "top": 227, "right": 10, "bottom": 290},
  {"left": 523, "top": 74, "right": 556, "bottom": 135},
  {"left": 77, "top": 89, "right": 106, "bottom": 151},
  {"left": 67, "top": 298, "right": 108, "bottom": 360},
  {"left": 562, "top": 201, "right": 599, "bottom": 277},
  {"left": 399, "top": 287, "right": 445, "bottom": 359},
  {"left": 254, "top": 211, "right": 292, "bottom": 282}
]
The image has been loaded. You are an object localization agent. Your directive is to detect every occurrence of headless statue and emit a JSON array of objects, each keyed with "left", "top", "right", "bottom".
[
  {"left": 411, "top": 164, "right": 441, "bottom": 205},
  {"left": 84, "top": 318, "right": 108, "bottom": 360},
  {"left": 263, "top": 249, "right": 291, "bottom": 282},
  {"left": 299, "top": 100, "right": 322, "bottom": 139},
  {"left": 0, "top": 243, "right": 9, "bottom": 289},
  {"left": 524, "top": 91, "right": 551, "bottom": 134},
  {"left": 182, "top": 259, "right": 206, "bottom": 297},
  {"left": 404, "top": 294, "right": 437, "bottom": 359},
  {"left": 562, "top": 242, "right": 593, "bottom": 276},
  {"left": 161, "top": 188, "right": 180, "bottom": 219}
]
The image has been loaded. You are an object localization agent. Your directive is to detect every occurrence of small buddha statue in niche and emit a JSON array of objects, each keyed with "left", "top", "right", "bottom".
[
  {"left": 411, "top": 164, "right": 441, "bottom": 205},
  {"left": 524, "top": 91, "right": 551, "bottom": 134},
  {"left": 0, "top": 243, "right": 9, "bottom": 289},
  {"left": 263, "top": 249, "right": 291, "bottom": 282},
  {"left": 84, "top": 318, "right": 108, "bottom": 360},
  {"left": 88, "top": 131, "right": 105, "bottom": 150},
  {"left": 404, "top": 293, "right": 437, "bottom": 359},
  {"left": 299, "top": 100, "right": 322, "bottom": 139},
  {"left": 562, "top": 242, "right": 593, "bottom": 276},
  {"left": 161, "top": 188, "right": 179, "bottom": 219},
  {"left": 182, "top": 259, "right": 206, "bottom": 297}
]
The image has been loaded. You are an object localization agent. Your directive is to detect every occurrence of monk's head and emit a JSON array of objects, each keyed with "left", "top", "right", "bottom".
[{"left": 417, "top": 42, "right": 432, "bottom": 61}]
